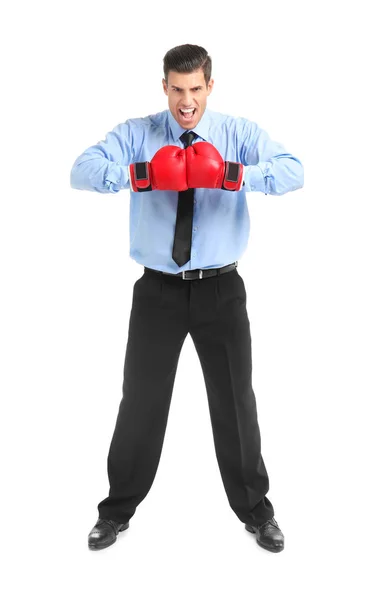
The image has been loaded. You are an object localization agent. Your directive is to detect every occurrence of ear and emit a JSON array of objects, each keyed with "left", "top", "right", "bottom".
[
  {"left": 207, "top": 78, "right": 214, "bottom": 95},
  {"left": 162, "top": 78, "right": 168, "bottom": 96}
]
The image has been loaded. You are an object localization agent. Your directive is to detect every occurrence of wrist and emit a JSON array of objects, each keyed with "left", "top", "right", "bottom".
[
  {"left": 129, "top": 161, "right": 153, "bottom": 192},
  {"left": 222, "top": 161, "right": 244, "bottom": 191}
]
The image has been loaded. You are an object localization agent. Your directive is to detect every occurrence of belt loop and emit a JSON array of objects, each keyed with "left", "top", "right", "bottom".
[{"left": 199, "top": 269, "right": 203, "bottom": 279}]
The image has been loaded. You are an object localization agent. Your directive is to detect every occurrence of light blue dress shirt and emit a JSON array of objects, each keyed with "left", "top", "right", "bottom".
[{"left": 70, "top": 108, "right": 304, "bottom": 274}]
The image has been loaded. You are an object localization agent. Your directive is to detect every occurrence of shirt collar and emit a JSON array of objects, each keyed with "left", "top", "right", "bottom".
[{"left": 168, "top": 107, "right": 210, "bottom": 143}]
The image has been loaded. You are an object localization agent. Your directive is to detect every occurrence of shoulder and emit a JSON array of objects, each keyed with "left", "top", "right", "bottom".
[
  {"left": 112, "top": 110, "right": 167, "bottom": 134},
  {"left": 125, "top": 110, "right": 167, "bottom": 130},
  {"left": 207, "top": 109, "right": 251, "bottom": 133}
]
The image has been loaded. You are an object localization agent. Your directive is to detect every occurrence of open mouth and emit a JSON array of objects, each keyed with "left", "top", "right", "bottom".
[{"left": 179, "top": 108, "right": 196, "bottom": 121}]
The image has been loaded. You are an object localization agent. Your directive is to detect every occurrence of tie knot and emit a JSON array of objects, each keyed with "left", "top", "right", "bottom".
[{"left": 180, "top": 131, "right": 197, "bottom": 147}]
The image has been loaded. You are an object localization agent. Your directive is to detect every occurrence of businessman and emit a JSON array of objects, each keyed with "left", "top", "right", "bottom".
[{"left": 70, "top": 43, "right": 304, "bottom": 553}]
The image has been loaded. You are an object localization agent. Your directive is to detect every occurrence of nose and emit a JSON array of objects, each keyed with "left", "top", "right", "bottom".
[{"left": 183, "top": 92, "right": 193, "bottom": 106}]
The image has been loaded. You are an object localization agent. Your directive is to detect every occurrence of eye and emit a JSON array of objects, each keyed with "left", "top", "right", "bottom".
[{"left": 172, "top": 88, "right": 201, "bottom": 92}]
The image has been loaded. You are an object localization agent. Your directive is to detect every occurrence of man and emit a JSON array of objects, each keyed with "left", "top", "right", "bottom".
[{"left": 70, "top": 44, "right": 304, "bottom": 553}]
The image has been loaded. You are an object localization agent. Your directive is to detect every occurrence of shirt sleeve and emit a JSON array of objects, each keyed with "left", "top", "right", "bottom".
[
  {"left": 70, "top": 121, "right": 134, "bottom": 193},
  {"left": 237, "top": 118, "right": 304, "bottom": 195}
]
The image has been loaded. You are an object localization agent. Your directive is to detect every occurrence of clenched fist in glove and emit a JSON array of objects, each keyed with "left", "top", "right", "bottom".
[
  {"left": 129, "top": 145, "right": 187, "bottom": 192},
  {"left": 186, "top": 142, "right": 244, "bottom": 191},
  {"left": 129, "top": 142, "right": 244, "bottom": 192}
]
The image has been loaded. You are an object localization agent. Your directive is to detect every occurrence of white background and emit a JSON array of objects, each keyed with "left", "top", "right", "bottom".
[{"left": 1, "top": 0, "right": 367, "bottom": 598}]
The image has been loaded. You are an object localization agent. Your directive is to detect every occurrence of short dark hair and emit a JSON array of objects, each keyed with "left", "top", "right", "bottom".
[{"left": 163, "top": 44, "right": 212, "bottom": 87}]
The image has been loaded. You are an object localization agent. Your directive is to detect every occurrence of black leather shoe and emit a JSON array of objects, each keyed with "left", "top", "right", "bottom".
[
  {"left": 88, "top": 518, "right": 129, "bottom": 550},
  {"left": 245, "top": 517, "right": 284, "bottom": 552}
]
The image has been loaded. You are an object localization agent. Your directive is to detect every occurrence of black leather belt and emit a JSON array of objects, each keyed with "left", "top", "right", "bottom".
[{"left": 144, "top": 261, "right": 238, "bottom": 280}]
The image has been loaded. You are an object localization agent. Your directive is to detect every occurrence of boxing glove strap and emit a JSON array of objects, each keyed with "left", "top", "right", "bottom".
[
  {"left": 134, "top": 162, "right": 152, "bottom": 192},
  {"left": 222, "top": 161, "right": 243, "bottom": 191}
]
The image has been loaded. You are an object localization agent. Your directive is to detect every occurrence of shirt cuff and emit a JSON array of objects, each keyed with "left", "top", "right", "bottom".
[
  {"left": 242, "top": 165, "right": 266, "bottom": 193},
  {"left": 104, "top": 163, "right": 126, "bottom": 192}
]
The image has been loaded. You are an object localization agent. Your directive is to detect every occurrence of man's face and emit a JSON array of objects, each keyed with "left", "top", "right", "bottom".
[{"left": 162, "top": 69, "right": 214, "bottom": 130}]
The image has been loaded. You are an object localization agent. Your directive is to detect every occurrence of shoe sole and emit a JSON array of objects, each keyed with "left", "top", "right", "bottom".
[
  {"left": 245, "top": 524, "right": 284, "bottom": 553},
  {"left": 88, "top": 522, "right": 130, "bottom": 551}
]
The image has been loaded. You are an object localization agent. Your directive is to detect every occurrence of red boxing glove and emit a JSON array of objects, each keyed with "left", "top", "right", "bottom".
[
  {"left": 186, "top": 141, "right": 244, "bottom": 191},
  {"left": 129, "top": 146, "right": 187, "bottom": 192}
]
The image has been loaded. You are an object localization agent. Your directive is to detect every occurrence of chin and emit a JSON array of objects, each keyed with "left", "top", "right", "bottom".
[{"left": 185, "top": 117, "right": 199, "bottom": 129}]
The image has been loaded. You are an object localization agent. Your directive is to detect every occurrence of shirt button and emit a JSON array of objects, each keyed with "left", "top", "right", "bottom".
[
  {"left": 251, "top": 186, "right": 255, "bottom": 191},
  {"left": 116, "top": 161, "right": 120, "bottom": 165}
]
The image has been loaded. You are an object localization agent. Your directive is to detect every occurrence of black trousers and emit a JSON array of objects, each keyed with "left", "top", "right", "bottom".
[{"left": 97, "top": 264, "right": 274, "bottom": 526}]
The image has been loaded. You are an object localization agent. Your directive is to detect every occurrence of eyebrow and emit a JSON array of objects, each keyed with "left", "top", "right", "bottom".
[{"left": 170, "top": 85, "right": 203, "bottom": 91}]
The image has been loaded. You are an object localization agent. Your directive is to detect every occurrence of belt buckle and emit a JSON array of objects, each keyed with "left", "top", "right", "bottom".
[{"left": 182, "top": 269, "right": 203, "bottom": 280}]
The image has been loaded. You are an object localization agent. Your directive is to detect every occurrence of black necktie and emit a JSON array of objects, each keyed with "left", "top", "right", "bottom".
[{"left": 172, "top": 131, "right": 198, "bottom": 267}]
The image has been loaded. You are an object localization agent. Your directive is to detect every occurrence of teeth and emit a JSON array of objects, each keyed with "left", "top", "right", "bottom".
[{"left": 181, "top": 108, "right": 194, "bottom": 113}]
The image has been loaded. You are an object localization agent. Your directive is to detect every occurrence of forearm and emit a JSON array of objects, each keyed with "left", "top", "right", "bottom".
[
  {"left": 70, "top": 155, "right": 130, "bottom": 193},
  {"left": 243, "top": 155, "right": 304, "bottom": 195},
  {"left": 70, "top": 122, "right": 133, "bottom": 193},
  {"left": 239, "top": 118, "right": 304, "bottom": 195}
]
